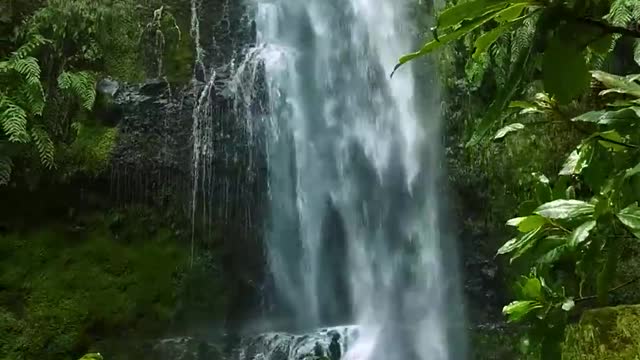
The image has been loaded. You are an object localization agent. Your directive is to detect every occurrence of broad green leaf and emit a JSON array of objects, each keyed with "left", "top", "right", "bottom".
[
  {"left": 592, "top": 70, "right": 640, "bottom": 97},
  {"left": 543, "top": 39, "right": 590, "bottom": 104},
  {"left": 562, "top": 298, "right": 575, "bottom": 311},
  {"left": 537, "top": 241, "right": 569, "bottom": 264},
  {"left": 559, "top": 144, "right": 593, "bottom": 176},
  {"left": 395, "top": 9, "right": 509, "bottom": 73},
  {"left": 495, "top": 3, "right": 528, "bottom": 22},
  {"left": 494, "top": 122, "right": 525, "bottom": 139},
  {"left": 617, "top": 203, "right": 640, "bottom": 239},
  {"left": 474, "top": 13, "right": 527, "bottom": 59},
  {"left": 511, "top": 227, "right": 545, "bottom": 262},
  {"left": 625, "top": 162, "right": 640, "bottom": 179},
  {"left": 507, "top": 215, "right": 547, "bottom": 232},
  {"left": 568, "top": 220, "right": 597, "bottom": 247},
  {"left": 498, "top": 226, "right": 543, "bottom": 255},
  {"left": 437, "top": 0, "right": 510, "bottom": 29},
  {"left": 503, "top": 300, "right": 543, "bottom": 322},
  {"left": 521, "top": 277, "right": 542, "bottom": 299},
  {"left": 598, "top": 130, "right": 629, "bottom": 151},
  {"left": 573, "top": 107, "right": 640, "bottom": 126},
  {"left": 534, "top": 199, "right": 595, "bottom": 220}
]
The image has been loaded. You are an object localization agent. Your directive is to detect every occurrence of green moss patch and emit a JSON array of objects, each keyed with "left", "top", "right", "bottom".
[
  {"left": 563, "top": 305, "right": 640, "bottom": 359},
  {"left": 0, "top": 218, "right": 188, "bottom": 360}
]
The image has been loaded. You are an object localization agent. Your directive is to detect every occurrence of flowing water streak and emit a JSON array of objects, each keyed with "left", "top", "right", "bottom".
[{"left": 255, "top": 0, "right": 465, "bottom": 359}]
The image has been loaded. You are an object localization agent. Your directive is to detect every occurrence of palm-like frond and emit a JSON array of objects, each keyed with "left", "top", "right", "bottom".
[
  {"left": 58, "top": 71, "right": 96, "bottom": 110},
  {"left": 31, "top": 126, "right": 55, "bottom": 169}
]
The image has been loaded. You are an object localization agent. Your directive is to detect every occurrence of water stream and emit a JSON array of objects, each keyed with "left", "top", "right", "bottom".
[
  {"left": 253, "top": 0, "right": 466, "bottom": 359},
  {"left": 188, "top": 0, "right": 466, "bottom": 358}
]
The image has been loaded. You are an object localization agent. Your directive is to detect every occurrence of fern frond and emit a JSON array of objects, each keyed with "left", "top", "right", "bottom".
[
  {"left": 17, "top": 81, "right": 46, "bottom": 115},
  {"left": 10, "top": 57, "right": 41, "bottom": 85},
  {"left": 510, "top": 16, "right": 536, "bottom": 70},
  {"left": 0, "top": 97, "right": 30, "bottom": 143},
  {"left": 12, "top": 34, "right": 49, "bottom": 60},
  {"left": 607, "top": 0, "right": 634, "bottom": 26},
  {"left": 31, "top": 126, "right": 55, "bottom": 169},
  {"left": 0, "top": 155, "right": 12, "bottom": 185},
  {"left": 58, "top": 71, "right": 96, "bottom": 110}
]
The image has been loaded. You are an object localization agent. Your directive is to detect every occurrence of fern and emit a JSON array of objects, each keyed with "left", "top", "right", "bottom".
[
  {"left": 17, "top": 81, "right": 46, "bottom": 115},
  {"left": 58, "top": 71, "right": 96, "bottom": 110},
  {"left": 606, "top": 0, "right": 635, "bottom": 26},
  {"left": 0, "top": 155, "right": 11, "bottom": 185},
  {"left": 11, "top": 34, "right": 49, "bottom": 60},
  {"left": 0, "top": 97, "right": 29, "bottom": 143},
  {"left": 31, "top": 126, "right": 55, "bottom": 169},
  {"left": 10, "top": 57, "right": 42, "bottom": 85}
]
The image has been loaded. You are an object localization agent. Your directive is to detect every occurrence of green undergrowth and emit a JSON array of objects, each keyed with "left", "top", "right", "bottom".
[
  {"left": 0, "top": 213, "right": 189, "bottom": 360},
  {"left": 563, "top": 305, "right": 640, "bottom": 360}
]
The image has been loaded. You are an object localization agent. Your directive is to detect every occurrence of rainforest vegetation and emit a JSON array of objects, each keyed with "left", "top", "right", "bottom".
[
  {"left": 401, "top": 0, "right": 640, "bottom": 358},
  {"left": 2, "top": 0, "right": 640, "bottom": 359}
]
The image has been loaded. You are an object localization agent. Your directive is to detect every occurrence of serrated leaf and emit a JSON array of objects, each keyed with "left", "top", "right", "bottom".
[
  {"left": 535, "top": 200, "right": 595, "bottom": 220},
  {"left": 494, "top": 122, "right": 525, "bottom": 140},
  {"left": 543, "top": 39, "right": 590, "bottom": 104},
  {"left": 467, "top": 24, "right": 536, "bottom": 146},
  {"left": 617, "top": 203, "right": 640, "bottom": 239},
  {"left": 503, "top": 300, "right": 543, "bottom": 322},
  {"left": 569, "top": 220, "right": 597, "bottom": 247}
]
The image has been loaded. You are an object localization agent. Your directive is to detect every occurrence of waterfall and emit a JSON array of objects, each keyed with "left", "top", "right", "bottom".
[{"left": 252, "top": 0, "right": 467, "bottom": 359}]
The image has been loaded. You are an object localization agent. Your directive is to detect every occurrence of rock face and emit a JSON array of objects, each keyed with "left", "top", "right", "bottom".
[
  {"left": 152, "top": 337, "right": 223, "bottom": 360},
  {"left": 107, "top": 0, "right": 268, "bottom": 331}
]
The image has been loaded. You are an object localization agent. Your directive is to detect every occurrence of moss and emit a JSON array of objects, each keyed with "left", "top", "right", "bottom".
[
  {"left": 562, "top": 305, "right": 640, "bottom": 359},
  {"left": 0, "top": 214, "right": 189, "bottom": 360},
  {"left": 59, "top": 123, "right": 117, "bottom": 179}
]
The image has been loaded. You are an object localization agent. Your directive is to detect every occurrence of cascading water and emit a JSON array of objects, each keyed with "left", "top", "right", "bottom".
[{"left": 249, "top": 0, "right": 467, "bottom": 359}]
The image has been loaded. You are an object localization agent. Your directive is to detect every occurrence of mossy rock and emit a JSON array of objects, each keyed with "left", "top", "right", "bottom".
[
  {"left": 0, "top": 216, "right": 189, "bottom": 359},
  {"left": 563, "top": 305, "right": 640, "bottom": 359}
]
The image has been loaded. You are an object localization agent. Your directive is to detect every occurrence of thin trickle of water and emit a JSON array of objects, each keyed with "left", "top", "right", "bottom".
[{"left": 253, "top": 0, "right": 466, "bottom": 359}]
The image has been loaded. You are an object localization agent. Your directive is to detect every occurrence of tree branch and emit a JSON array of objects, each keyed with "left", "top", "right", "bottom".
[{"left": 575, "top": 276, "right": 640, "bottom": 303}]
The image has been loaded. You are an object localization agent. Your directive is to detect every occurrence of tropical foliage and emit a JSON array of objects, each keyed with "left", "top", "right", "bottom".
[
  {"left": 399, "top": 0, "right": 640, "bottom": 358},
  {"left": 0, "top": 0, "right": 188, "bottom": 186}
]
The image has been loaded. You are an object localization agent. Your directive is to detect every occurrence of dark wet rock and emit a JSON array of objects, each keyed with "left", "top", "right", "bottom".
[
  {"left": 152, "top": 337, "right": 223, "bottom": 360},
  {"left": 97, "top": 78, "right": 120, "bottom": 97}
]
